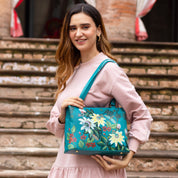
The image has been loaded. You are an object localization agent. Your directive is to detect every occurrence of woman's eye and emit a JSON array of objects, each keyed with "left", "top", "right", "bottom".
[
  {"left": 69, "top": 27, "right": 76, "bottom": 31},
  {"left": 82, "top": 25, "right": 89, "bottom": 30}
]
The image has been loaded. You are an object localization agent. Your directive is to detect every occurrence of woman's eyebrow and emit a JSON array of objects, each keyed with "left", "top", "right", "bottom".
[
  {"left": 80, "top": 23, "right": 90, "bottom": 26},
  {"left": 69, "top": 23, "right": 91, "bottom": 27}
]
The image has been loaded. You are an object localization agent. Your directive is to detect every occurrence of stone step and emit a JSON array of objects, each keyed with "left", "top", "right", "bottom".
[
  {"left": 0, "top": 116, "right": 178, "bottom": 132},
  {"left": 1, "top": 38, "right": 178, "bottom": 64},
  {"left": 0, "top": 170, "right": 49, "bottom": 178},
  {"left": 2, "top": 37, "right": 178, "bottom": 52},
  {"left": 0, "top": 95, "right": 177, "bottom": 106},
  {"left": 0, "top": 83, "right": 177, "bottom": 90},
  {"left": 1, "top": 57, "right": 178, "bottom": 66},
  {"left": 0, "top": 111, "right": 177, "bottom": 130},
  {"left": 1, "top": 45, "right": 178, "bottom": 56},
  {"left": 0, "top": 76, "right": 177, "bottom": 88},
  {"left": 0, "top": 87, "right": 55, "bottom": 98},
  {"left": 0, "top": 147, "right": 56, "bottom": 171},
  {"left": 0, "top": 43, "right": 178, "bottom": 64},
  {"left": 0, "top": 37, "right": 58, "bottom": 49},
  {"left": 111, "top": 40, "right": 178, "bottom": 51},
  {"left": 0, "top": 112, "right": 49, "bottom": 129},
  {"left": 1, "top": 68, "right": 178, "bottom": 78},
  {"left": 1, "top": 58, "right": 177, "bottom": 74},
  {"left": 127, "top": 171, "right": 178, "bottom": 178},
  {"left": 1, "top": 95, "right": 178, "bottom": 104},
  {"left": 0, "top": 105, "right": 177, "bottom": 119},
  {"left": 0, "top": 147, "right": 177, "bottom": 172},
  {"left": 0, "top": 170, "right": 177, "bottom": 178},
  {"left": 0, "top": 85, "right": 177, "bottom": 101},
  {"left": 0, "top": 96, "right": 177, "bottom": 117},
  {"left": 0, "top": 47, "right": 55, "bottom": 60},
  {"left": 0, "top": 97, "right": 54, "bottom": 114},
  {"left": 115, "top": 52, "right": 177, "bottom": 64},
  {"left": 0, "top": 129, "right": 177, "bottom": 150},
  {"left": 0, "top": 116, "right": 47, "bottom": 129},
  {"left": 0, "top": 112, "right": 177, "bottom": 121}
]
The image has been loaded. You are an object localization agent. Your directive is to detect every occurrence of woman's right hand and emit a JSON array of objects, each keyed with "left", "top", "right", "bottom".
[{"left": 59, "top": 97, "right": 85, "bottom": 123}]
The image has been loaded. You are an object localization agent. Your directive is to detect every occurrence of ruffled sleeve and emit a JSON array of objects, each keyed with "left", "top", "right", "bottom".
[
  {"left": 46, "top": 100, "right": 65, "bottom": 138},
  {"left": 108, "top": 63, "right": 153, "bottom": 152}
]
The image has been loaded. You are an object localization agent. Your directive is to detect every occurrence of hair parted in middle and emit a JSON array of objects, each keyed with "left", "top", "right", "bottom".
[{"left": 55, "top": 3, "right": 116, "bottom": 97}]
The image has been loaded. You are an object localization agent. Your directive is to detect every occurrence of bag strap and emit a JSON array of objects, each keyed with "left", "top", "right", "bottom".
[{"left": 79, "top": 59, "right": 116, "bottom": 100}]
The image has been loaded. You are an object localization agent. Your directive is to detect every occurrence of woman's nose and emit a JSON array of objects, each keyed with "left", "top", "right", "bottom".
[{"left": 76, "top": 28, "right": 82, "bottom": 36}]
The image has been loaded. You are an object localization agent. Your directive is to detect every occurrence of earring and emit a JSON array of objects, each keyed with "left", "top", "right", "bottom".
[{"left": 97, "top": 35, "right": 101, "bottom": 42}]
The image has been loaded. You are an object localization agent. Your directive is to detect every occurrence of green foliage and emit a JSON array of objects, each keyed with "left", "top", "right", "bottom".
[
  {"left": 68, "top": 144, "right": 75, "bottom": 150},
  {"left": 79, "top": 140, "right": 84, "bottom": 148}
]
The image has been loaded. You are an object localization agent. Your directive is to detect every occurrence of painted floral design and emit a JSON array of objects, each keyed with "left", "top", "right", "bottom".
[
  {"left": 91, "top": 113, "right": 106, "bottom": 127},
  {"left": 109, "top": 131, "right": 124, "bottom": 147},
  {"left": 65, "top": 107, "right": 129, "bottom": 155},
  {"left": 79, "top": 117, "right": 96, "bottom": 134}
]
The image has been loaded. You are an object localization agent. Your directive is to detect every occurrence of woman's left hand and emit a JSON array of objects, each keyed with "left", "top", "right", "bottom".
[{"left": 91, "top": 151, "right": 135, "bottom": 171}]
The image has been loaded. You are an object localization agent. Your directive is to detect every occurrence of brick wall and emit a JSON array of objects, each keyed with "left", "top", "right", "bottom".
[
  {"left": 96, "top": 0, "right": 137, "bottom": 41},
  {"left": 0, "top": 0, "right": 11, "bottom": 37}
]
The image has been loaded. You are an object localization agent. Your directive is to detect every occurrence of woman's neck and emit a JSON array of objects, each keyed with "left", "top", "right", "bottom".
[{"left": 80, "top": 49, "right": 100, "bottom": 63}]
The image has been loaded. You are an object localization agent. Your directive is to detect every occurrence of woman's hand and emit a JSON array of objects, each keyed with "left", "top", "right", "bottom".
[
  {"left": 91, "top": 151, "right": 135, "bottom": 171},
  {"left": 59, "top": 97, "right": 85, "bottom": 123}
]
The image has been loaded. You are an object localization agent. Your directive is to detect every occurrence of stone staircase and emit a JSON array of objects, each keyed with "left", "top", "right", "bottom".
[{"left": 0, "top": 37, "right": 177, "bottom": 178}]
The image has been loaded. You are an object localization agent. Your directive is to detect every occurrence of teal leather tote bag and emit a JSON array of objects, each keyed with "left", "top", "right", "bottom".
[{"left": 64, "top": 59, "right": 129, "bottom": 156}]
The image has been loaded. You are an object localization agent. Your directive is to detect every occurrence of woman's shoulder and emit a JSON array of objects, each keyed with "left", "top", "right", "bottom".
[{"left": 102, "top": 58, "right": 123, "bottom": 74}]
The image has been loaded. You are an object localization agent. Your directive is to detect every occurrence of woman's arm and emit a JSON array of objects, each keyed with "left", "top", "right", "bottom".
[
  {"left": 91, "top": 62, "right": 152, "bottom": 170},
  {"left": 109, "top": 63, "right": 152, "bottom": 152},
  {"left": 46, "top": 97, "right": 85, "bottom": 137}
]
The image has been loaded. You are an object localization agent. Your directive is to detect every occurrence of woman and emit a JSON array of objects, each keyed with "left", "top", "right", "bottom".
[{"left": 46, "top": 3, "right": 152, "bottom": 178}]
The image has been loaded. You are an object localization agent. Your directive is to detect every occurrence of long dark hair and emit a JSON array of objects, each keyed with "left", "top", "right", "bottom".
[{"left": 55, "top": 3, "right": 116, "bottom": 97}]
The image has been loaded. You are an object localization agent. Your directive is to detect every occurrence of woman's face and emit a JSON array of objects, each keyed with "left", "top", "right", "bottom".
[{"left": 69, "top": 12, "right": 101, "bottom": 54}]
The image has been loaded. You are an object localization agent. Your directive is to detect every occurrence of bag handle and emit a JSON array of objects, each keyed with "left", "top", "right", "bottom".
[{"left": 79, "top": 59, "right": 116, "bottom": 100}]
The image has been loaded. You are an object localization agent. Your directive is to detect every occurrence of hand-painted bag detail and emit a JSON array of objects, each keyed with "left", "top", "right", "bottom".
[{"left": 64, "top": 59, "right": 129, "bottom": 155}]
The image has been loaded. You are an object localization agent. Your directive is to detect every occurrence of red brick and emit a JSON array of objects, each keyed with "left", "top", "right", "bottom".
[
  {"left": 123, "top": 57, "right": 131, "bottom": 62},
  {"left": 160, "top": 81, "right": 178, "bottom": 87},
  {"left": 33, "top": 54, "right": 43, "bottom": 59},
  {"left": 130, "top": 68, "right": 146, "bottom": 74},
  {"left": 139, "top": 91, "right": 151, "bottom": 100},
  {"left": 132, "top": 57, "right": 141, "bottom": 63},
  {"left": 161, "top": 58, "right": 170, "bottom": 63},
  {"left": 149, "top": 107, "right": 161, "bottom": 115},
  {"left": 171, "top": 58, "right": 178, "bottom": 63},
  {"left": 152, "top": 94, "right": 171, "bottom": 100},
  {"left": 147, "top": 68, "right": 167, "bottom": 74},
  {"left": 0, "top": 0, "right": 11, "bottom": 37},
  {"left": 172, "top": 95, "right": 178, "bottom": 101},
  {"left": 0, "top": 53, "right": 12, "bottom": 58},
  {"left": 96, "top": 0, "right": 137, "bottom": 41},
  {"left": 24, "top": 53, "right": 33, "bottom": 59},
  {"left": 151, "top": 58, "right": 161, "bottom": 63},
  {"left": 162, "top": 106, "right": 173, "bottom": 116},
  {"left": 148, "top": 81, "right": 159, "bottom": 86},
  {"left": 168, "top": 66, "right": 178, "bottom": 74},
  {"left": 13, "top": 53, "right": 23, "bottom": 59}
]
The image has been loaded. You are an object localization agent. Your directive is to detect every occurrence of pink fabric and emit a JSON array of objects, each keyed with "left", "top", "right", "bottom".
[
  {"left": 135, "top": 0, "right": 157, "bottom": 41},
  {"left": 46, "top": 53, "right": 152, "bottom": 178},
  {"left": 11, "top": 0, "right": 24, "bottom": 37}
]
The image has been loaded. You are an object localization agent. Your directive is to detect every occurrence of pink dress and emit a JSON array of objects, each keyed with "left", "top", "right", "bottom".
[{"left": 46, "top": 53, "right": 152, "bottom": 178}]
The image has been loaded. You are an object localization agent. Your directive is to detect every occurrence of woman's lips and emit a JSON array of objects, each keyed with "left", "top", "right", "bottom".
[{"left": 75, "top": 39, "right": 87, "bottom": 44}]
